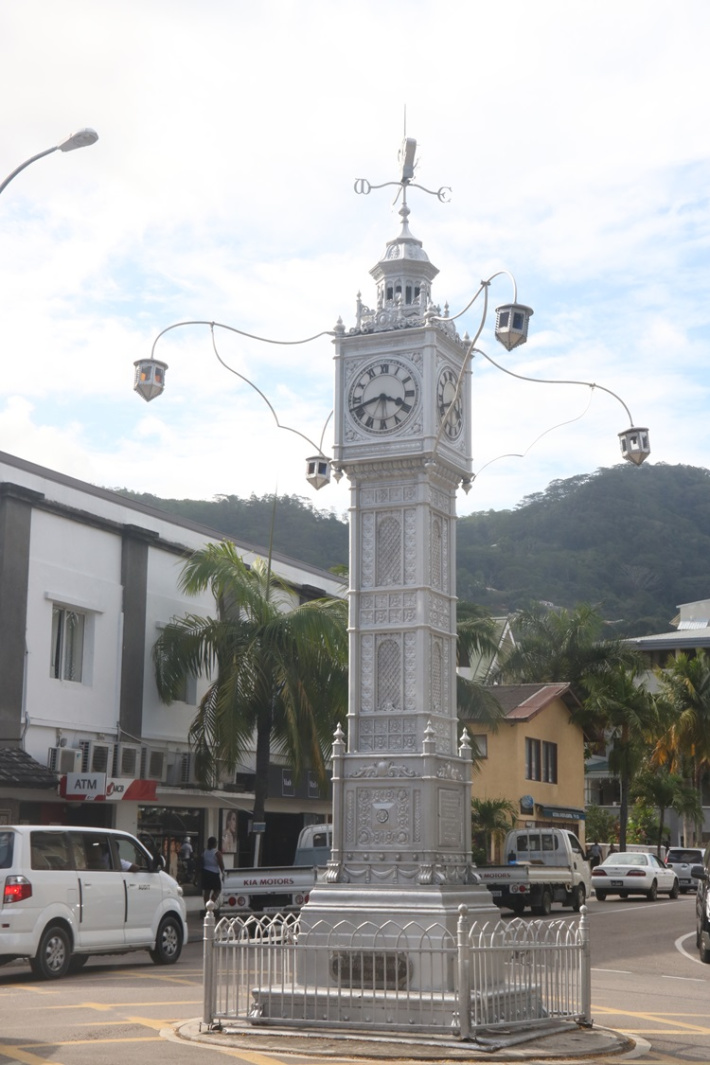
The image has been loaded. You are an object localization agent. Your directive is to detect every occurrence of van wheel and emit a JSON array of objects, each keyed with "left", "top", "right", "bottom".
[
  {"left": 150, "top": 915, "right": 183, "bottom": 965},
  {"left": 30, "top": 925, "right": 71, "bottom": 980},
  {"left": 571, "top": 884, "right": 586, "bottom": 912},
  {"left": 700, "top": 927, "right": 710, "bottom": 964}
]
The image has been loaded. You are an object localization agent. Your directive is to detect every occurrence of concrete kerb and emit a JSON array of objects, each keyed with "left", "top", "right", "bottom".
[{"left": 171, "top": 1018, "right": 636, "bottom": 1061}]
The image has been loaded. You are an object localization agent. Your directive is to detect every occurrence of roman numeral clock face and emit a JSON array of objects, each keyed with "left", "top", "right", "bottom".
[
  {"left": 437, "top": 366, "right": 464, "bottom": 440},
  {"left": 348, "top": 358, "right": 420, "bottom": 434}
]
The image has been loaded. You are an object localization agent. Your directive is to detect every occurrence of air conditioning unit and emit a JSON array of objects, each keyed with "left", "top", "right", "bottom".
[
  {"left": 113, "top": 743, "right": 140, "bottom": 777},
  {"left": 166, "top": 752, "right": 196, "bottom": 786},
  {"left": 47, "top": 747, "right": 82, "bottom": 775},
  {"left": 140, "top": 747, "right": 167, "bottom": 782},
  {"left": 79, "top": 740, "right": 114, "bottom": 775}
]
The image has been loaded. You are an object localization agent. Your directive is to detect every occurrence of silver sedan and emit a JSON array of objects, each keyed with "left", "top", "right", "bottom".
[{"left": 592, "top": 851, "right": 679, "bottom": 902}]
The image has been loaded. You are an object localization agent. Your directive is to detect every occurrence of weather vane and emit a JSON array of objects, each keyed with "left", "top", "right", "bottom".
[{"left": 354, "top": 137, "right": 451, "bottom": 204}]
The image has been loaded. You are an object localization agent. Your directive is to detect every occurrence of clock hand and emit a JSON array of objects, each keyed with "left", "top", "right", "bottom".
[{"left": 349, "top": 393, "right": 402, "bottom": 412}]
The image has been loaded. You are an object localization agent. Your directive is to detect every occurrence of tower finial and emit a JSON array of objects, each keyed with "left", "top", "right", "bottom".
[{"left": 354, "top": 137, "right": 451, "bottom": 206}]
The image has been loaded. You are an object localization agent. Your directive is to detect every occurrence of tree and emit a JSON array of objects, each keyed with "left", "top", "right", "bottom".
[
  {"left": 653, "top": 651, "right": 710, "bottom": 797},
  {"left": 456, "top": 601, "right": 506, "bottom": 757},
  {"left": 632, "top": 767, "right": 703, "bottom": 856},
  {"left": 471, "top": 797, "right": 517, "bottom": 865},
  {"left": 584, "top": 805, "right": 618, "bottom": 845},
  {"left": 153, "top": 542, "right": 348, "bottom": 862},
  {"left": 502, "top": 604, "right": 638, "bottom": 716},
  {"left": 584, "top": 664, "right": 658, "bottom": 851}
]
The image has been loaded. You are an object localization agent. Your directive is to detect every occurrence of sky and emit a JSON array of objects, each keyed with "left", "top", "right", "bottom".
[{"left": 1, "top": 0, "right": 709, "bottom": 522}]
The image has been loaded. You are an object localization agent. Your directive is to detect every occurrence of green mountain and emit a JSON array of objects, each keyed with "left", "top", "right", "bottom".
[
  {"left": 117, "top": 463, "right": 710, "bottom": 636},
  {"left": 457, "top": 463, "right": 710, "bottom": 635}
]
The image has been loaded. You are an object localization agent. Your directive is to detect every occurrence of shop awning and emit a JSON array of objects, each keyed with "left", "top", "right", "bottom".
[{"left": 538, "top": 805, "right": 586, "bottom": 820}]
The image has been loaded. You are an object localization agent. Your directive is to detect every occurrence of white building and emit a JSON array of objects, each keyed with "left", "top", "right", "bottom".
[{"left": 0, "top": 449, "right": 344, "bottom": 871}]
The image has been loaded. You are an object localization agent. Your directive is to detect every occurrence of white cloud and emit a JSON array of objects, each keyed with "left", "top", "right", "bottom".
[{"left": 0, "top": 0, "right": 707, "bottom": 526}]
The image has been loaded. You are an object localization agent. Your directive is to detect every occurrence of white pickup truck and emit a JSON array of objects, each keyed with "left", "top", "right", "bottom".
[
  {"left": 475, "top": 827, "right": 591, "bottom": 916},
  {"left": 220, "top": 823, "right": 332, "bottom": 914}
]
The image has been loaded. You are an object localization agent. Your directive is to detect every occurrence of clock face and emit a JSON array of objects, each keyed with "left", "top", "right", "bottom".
[
  {"left": 348, "top": 358, "right": 420, "bottom": 434},
  {"left": 437, "top": 366, "right": 464, "bottom": 440}
]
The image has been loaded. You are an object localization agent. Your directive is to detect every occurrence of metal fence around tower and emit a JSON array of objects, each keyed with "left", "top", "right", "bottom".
[{"left": 201, "top": 903, "right": 591, "bottom": 1040}]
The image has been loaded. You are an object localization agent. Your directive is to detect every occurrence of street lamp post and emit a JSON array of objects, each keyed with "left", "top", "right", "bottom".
[{"left": 0, "top": 128, "right": 98, "bottom": 197}]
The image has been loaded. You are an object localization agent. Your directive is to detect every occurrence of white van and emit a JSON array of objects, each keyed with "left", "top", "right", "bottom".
[{"left": 0, "top": 825, "right": 188, "bottom": 979}]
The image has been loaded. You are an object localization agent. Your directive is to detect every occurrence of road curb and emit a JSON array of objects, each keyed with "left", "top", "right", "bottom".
[{"left": 172, "top": 1018, "right": 636, "bottom": 1061}]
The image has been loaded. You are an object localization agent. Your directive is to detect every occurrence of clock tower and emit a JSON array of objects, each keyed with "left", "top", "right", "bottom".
[{"left": 298, "top": 150, "right": 499, "bottom": 989}]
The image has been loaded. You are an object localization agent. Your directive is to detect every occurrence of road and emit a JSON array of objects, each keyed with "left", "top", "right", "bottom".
[{"left": 0, "top": 897, "right": 708, "bottom": 1064}]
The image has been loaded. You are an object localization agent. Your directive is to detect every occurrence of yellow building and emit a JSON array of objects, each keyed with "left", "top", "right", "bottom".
[{"left": 463, "top": 683, "right": 587, "bottom": 855}]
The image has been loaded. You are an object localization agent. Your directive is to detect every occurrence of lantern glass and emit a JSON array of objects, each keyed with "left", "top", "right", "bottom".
[
  {"left": 495, "top": 303, "right": 533, "bottom": 351},
  {"left": 133, "top": 359, "right": 168, "bottom": 402},
  {"left": 305, "top": 456, "right": 331, "bottom": 490},
  {"left": 618, "top": 427, "right": 651, "bottom": 466}
]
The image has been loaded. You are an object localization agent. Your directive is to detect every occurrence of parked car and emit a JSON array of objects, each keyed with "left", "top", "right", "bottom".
[
  {"left": 591, "top": 851, "right": 679, "bottom": 902},
  {"left": 691, "top": 855, "right": 710, "bottom": 963},
  {"left": 0, "top": 825, "right": 188, "bottom": 979},
  {"left": 665, "top": 848, "right": 704, "bottom": 893}
]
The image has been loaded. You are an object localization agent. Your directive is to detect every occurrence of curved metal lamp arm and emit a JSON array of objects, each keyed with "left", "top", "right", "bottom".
[
  {"left": 146, "top": 319, "right": 335, "bottom": 457},
  {"left": 472, "top": 390, "right": 596, "bottom": 479},
  {"left": 149, "top": 318, "right": 336, "bottom": 359},
  {"left": 208, "top": 326, "right": 332, "bottom": 456},
  {"left": 476, "top": 347, "right": 637, "bottom": 425},
  {"left": 429, "top": 271, "right": 523, "bottom": 454}
]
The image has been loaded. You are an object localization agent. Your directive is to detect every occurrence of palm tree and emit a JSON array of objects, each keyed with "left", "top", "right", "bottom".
[
  {"left": 153, "top": 542, "right": 348, "bottom": 862},
  {"left": 632, "top": 767, "right": 703, "bottom": 856},
  {"left": 653, "top": 651, "right": 710, "bottom": 795},
  {"left": 456, "top": 601, "right": 506, "bottom": 759},
  {"left": 471, "top": 797, "right": 517, "bottom": 864},
  {"left": 583, "top": 663, "right": 658, "bottom": 851},
  {"left": 502, "top": 603, "right": 640, "bottom": 742}
]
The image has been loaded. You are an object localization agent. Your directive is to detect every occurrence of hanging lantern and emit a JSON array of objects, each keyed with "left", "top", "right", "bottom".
[
  {"left": 618, "top": 427, "right": 651, "bottom": 466},
  {"left": 306, "top": 456, "right": 331, "bottom": 490},
  {"left": 495, "top": 303, "right": 534, "bottom": 351},
  {"left": 133, "top": 358, "right": 168, "bottom": 402}
]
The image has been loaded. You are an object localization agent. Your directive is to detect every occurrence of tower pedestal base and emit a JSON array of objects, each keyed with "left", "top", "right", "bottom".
[{"left": 295, "top": 881, "right": 500, "bottom": 992}]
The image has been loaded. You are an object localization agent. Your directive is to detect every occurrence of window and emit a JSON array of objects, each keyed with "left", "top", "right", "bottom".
[
  {"left": 50, "top": 606, "right": 85, "bottom": 682},
  {"left": 31, "top": 831, "right": 70, "bottom": 871},
  {"left": 470, "top": 734, "right": 488, "bottom": 759},
  {"left": 113, "top": 834, "right": 151, "bottom": 872},
  {"left": 542, "top": 741, "right": 558, "bottom": 784},
  {"left": 525, "top": 738, "right": 541, "bottom": 780},
  {"left": 525, "top": 738, "right": 557, "bottom": 783}
]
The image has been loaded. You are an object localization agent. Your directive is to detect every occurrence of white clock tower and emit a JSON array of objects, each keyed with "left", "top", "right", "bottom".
[{"left": 298, "top": 146, "right": 499, "bottom": 988}]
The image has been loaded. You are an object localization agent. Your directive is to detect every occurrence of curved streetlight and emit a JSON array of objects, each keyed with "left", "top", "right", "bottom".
[{"left": 0, "top": 128, "right": 99, "bottom": 197}]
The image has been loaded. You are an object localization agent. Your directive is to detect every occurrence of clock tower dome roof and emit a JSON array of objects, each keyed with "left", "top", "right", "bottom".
[{"left": 370, "top": 200, "right": 440, "bottom": 287}]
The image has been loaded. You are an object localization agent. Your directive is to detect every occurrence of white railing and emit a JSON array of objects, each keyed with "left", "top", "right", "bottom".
[{"left": 202, "top": 903, "right": 591, "bottom": 1040}]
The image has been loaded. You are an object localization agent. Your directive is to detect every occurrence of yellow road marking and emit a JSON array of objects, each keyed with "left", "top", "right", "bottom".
[
  {"left": 126, "top": 1016, "right": 181, "bottom": 1031},
  {"left": 593, "top": 1005, "right": 710, "bottom": 1035},
  {"left": 48, "top": 999, "right": 201, "bottom": 1010},
  {"left": 0, "top": 1048, "right": 67, "bottom": 1065},
  {"left": 22, "top": 1037, "right": 159, "bottom": 1047}
]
